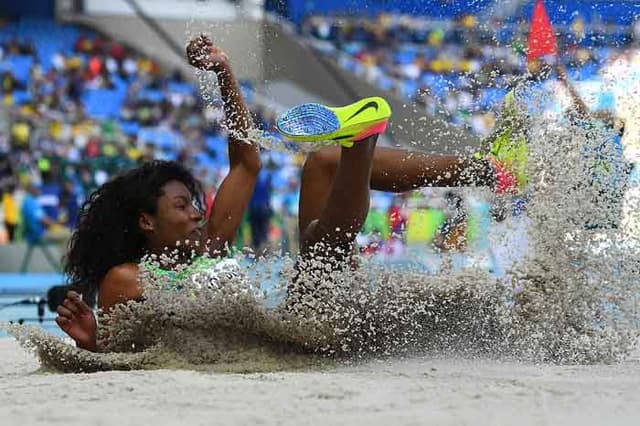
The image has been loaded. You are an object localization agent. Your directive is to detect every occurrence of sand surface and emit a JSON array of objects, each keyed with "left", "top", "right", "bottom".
[{"left": 2, "top": 338, "right": 639, "bottom": 426}]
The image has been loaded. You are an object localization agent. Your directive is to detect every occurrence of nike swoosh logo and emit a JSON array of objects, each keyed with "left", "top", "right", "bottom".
[
  {"left": 333, "top": 134, "right": 356, "bottom": 140},
  {"left": 344, "top": 101, "right": 379, "bottom": 123}
]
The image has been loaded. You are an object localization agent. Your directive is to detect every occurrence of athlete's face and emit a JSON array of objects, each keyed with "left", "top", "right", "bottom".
[{"left": 139, "top": 180, "right": 205, "bottom": 255}]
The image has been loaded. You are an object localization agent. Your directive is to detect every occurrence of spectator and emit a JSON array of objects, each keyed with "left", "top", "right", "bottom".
[
  {"left": 434, "top": 191, "right": 468, "bottom": 253},
  {"left": 39, "top": 166, "right": 62, "bottom": 222},
  {"left": 10, "top": 119, "right": 31, "bottom": 150},
  {"left": 388, "top": 193, "right": 408, "bottom": 240},
  {"left": 302, "top": 12, "right": 635, "bottom": 140},
  {"left": 248, "top": 169, "right": 273, "bottom": 253},
  {"left": 2, "top": 183, "right": 19, "bottom": 241},
  {"left": 20, "top": 179, "right": 70, "bottom": 271},
  {"left": 361, "top": 203, "right": 389, "bottom": 255},
  {"left": 21, "top": 180, "right": 64, "bottom": 243},
  {"left": 59, "top": 179, "right": 80, "bottom": 230},
  {"left": 280, "top": 177, "right": 300, "bottom": 255}
]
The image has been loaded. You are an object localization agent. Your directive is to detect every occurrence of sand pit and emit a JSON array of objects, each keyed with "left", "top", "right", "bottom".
[
  {"left": 2, "top": 337, "right": 639, "bottom": 426},
  {"left": 3, "top": 41, "right": 639, "bottom": 426}
]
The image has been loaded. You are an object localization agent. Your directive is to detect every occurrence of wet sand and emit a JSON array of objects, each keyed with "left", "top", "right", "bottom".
[{"left": 2, "top": 337, "right": 639, "bottom": 426}]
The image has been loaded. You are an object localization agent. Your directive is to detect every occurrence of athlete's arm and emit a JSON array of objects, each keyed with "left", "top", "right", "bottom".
[{"left": 187, "top": 35, "right": 261, "bottom": 256}]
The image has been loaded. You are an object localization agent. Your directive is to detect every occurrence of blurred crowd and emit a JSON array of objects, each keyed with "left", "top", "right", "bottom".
[
  {"left": 5, "top": 11, "right": 632, "bottom": 271},
  {"left": 0, "top": 19, "right": 296, "bottom": 253},
  {"left": 302, "top": 13, "right": 638, "bottom": 137},
  {"left": 0, "top": 18, "right": 495, "bottom": 264}
]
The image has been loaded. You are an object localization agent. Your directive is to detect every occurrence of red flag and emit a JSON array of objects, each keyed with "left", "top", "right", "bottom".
[{"left": 526, "top": 0, "right": 557, "bottom": 62}]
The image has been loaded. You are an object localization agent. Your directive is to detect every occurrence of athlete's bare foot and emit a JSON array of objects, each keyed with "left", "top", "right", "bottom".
[{"left": 55, "top": 291, "right": 98, "bottom": 352}]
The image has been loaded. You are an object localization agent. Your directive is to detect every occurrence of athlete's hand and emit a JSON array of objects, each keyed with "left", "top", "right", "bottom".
[
  {"left": 186, "top": 34, "right": 229, "bottom": 72},
  {"left": 55, "top": 291, "right": 97, "bottom": 352}
]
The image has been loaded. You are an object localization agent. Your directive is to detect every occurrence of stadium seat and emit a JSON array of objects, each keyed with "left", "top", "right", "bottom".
[
  {"left": 11, "top": 90, "right": 32, "bottom": 105},
  {"left": 5, "top": 55, "right": 33, "bottom": 83},
  {"left": 138, "top": 128, "right": 182, "bottom": 151},
  {"left": 167, "top": 82, "right": 195, "bottom": 95},
  {"left": 479, "top": 88, "right": 508, "bottom": 110},
  {"left": 118, "top": 120, "right": 141, "bottom": 136},
  {"left": 342, "top": 42, "right": 364, "bottom": 56},
  {"left": 205, "top": 135, "right": 227, "bottom": 161},
  {"left": 523, "top": 0, "right": 640, "bottom": 25},
  {"left": 82, "top": 89, "right": 126, "bottom": 119},
  {"left": 394, "top": 49, "right": 418, "bottom": 65},
  {"left": 338, "top": 55, "right": 358, "bottom": 73},
  {"left": 420, "top": 73, "right": 449, "bottom": 99},
  {"left": 158, "top": 150, "right": 178, "bottom": 162},
  {"left": 400, "top": 80, "right": 419, "bottom": 100},
  {"left": 138, "top": 89, "right": 166, "bottom": 103},
  {"left": 496, "top": 27, "right": 515, "bottom": 45},
  {"left": 377, "top": 75, "right": 394, "bottom": 91},
  {"left": 578, "top": 63, "right": 599, "bottom": 81}
]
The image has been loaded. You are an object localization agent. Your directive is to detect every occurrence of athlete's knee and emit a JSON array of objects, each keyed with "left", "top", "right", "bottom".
[
  {"left": 299, "top": 218, "right": 320, "bottom": 250},
  {"left": 299, "top": 218, "right": 355, "bottom": 262},
  {"left": 303, "top": 146, "right": 339, "bottom": 178}
]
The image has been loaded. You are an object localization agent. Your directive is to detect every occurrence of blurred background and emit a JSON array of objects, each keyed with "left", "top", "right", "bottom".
[{"left": 0, "top": 0, "right": 639, "bottom": 332}]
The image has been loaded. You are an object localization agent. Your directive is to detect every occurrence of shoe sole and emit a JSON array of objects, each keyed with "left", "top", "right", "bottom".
[{"left": 276, "top": 97, "right": 392, "bottom": 147}]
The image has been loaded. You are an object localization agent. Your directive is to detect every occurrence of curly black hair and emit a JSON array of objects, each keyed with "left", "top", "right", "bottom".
[{"left": 64, "top": 160, "right": 204, "bottom": 303}]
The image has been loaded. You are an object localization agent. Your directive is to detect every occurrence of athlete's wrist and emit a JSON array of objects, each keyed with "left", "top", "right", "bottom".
[
  {"left": 77, "top": 334, "right": 98, "bottom": 352},
  {"left": 212, "top": 60, "right": 233, "bottom": 76}
]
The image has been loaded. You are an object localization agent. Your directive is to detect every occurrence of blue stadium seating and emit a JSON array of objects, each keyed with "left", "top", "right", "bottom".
[
  {"left": 394, "top": 49, "right": 418, "bottom": 66},
  {"left": 0, "top": 19, "right": 83, "bottom": 70},
  {"left": 281, "top": 0, "right": 495, "bottom": 25},
  {"left": 400, "top": 80, "right": 419, "bottom": 100},
  {"left": 4, "top": 55, "right": 33, "bottom": 83},
  {"left": 167, "top": 82, "right": 195, "bottom": 95},
  {"left": 138, "top": 128, "right": 183, "bottom": 151},
  {"left": 496, "top": 27, "right": 516, "bottom": 45},
  {"left": 137, "top": 89, "right": 166, "bottom": 103},
  {"left": 479, "top": 88, "right": 508, "bottom": 111},
  {"left": 118, "top": 120, "right": 141, "bottom": 136},
  {"left": 205, "top": 135, "right": 227, "bottom": 162},
  {"left": 377, "top": 75, "right": 394, "bottom": 91},
  {"left": 11, "top": 90, "right": 32, "bottom": 105},
  {"left": 81, "top": 88, "right": 127, "bottom": 119},
  {"left": 342, "top": 42, "right": 364, "bottom": 56},
  {"left": 420, "top": 73, "right": 450, "bottom": 100},
  {"left": 521, "top": 1, "right": 640, "bottom": 26}
]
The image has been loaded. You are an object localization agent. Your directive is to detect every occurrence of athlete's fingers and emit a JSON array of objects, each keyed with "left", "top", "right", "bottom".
[
  {"left": 67, "top": 291, "right": 80, "bottom": 301},
  {"left": 191, "top": 35, "right": 205, "bottom": 50},
  {"left": 55, "top": 316, "right": 69, "bottom": 327},
  {"left": 63, "top": 298, "right": 79, "bottom": 314},
  {"left": 56, "top": 305, "right": 74, "bottom": 319},
  {"left": 199, "top": 33, "right": 212, "bottom": 46},
  {"left": 67, "top": 290, "right": 81, "bottom": 300},
  {"left": 68, "top": 291, "right": 93, "bottom": 314}
]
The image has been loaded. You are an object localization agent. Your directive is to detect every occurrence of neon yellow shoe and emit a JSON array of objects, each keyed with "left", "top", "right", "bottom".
[{"left": 276, "top": 97, "right": 392, "bottom": 147}]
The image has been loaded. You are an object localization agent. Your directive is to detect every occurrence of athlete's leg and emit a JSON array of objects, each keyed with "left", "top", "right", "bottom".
[
  {"left": 299, "top": 145, "right": 494, "bottom": 233},
  {"left": 298, "top": 136, "right": 379, "bottom": 254}
]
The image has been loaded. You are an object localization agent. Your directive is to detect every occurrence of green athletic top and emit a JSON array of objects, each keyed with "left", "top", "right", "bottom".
[{"left": 141, "top": 256, "right": 240, "bottom": 289}]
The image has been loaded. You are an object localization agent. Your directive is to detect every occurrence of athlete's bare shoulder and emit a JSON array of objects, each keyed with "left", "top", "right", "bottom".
[{"left": 98, "top": 263, "right": 143, "bottom": 313}]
